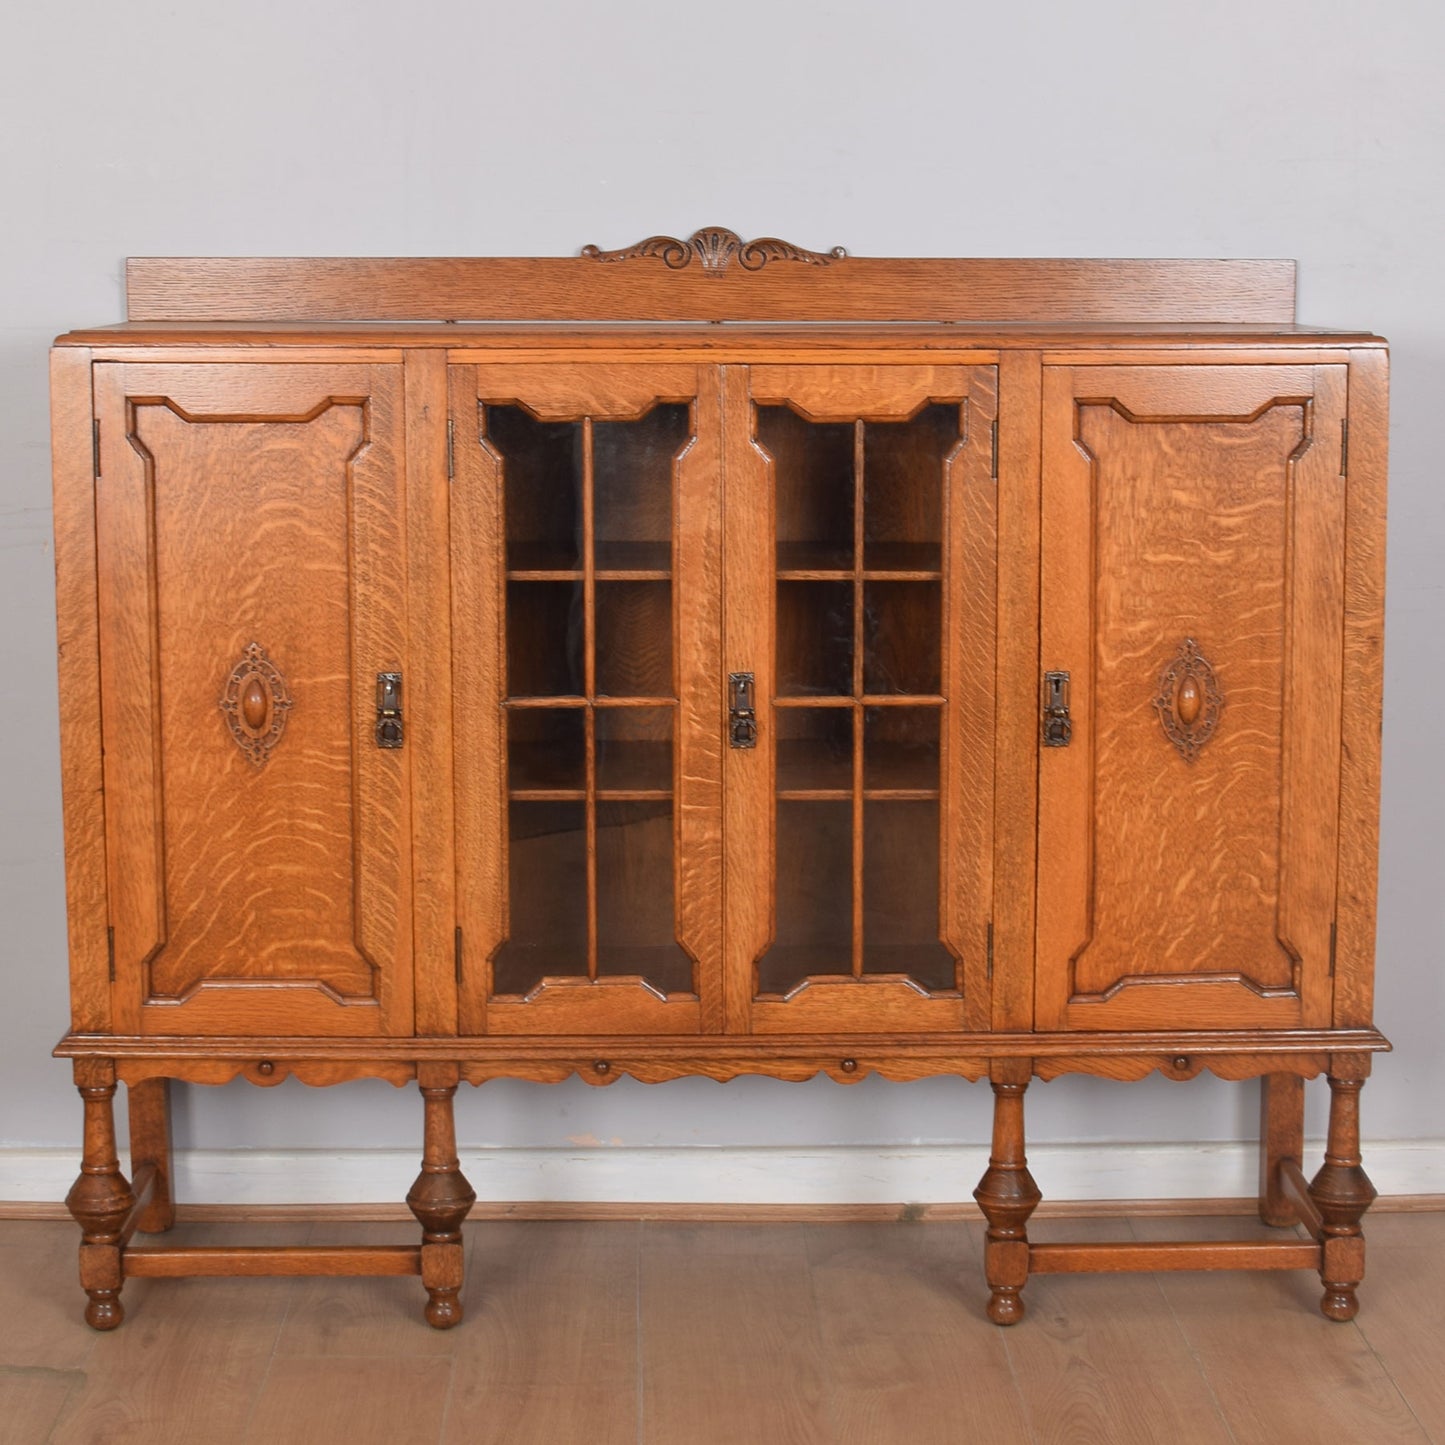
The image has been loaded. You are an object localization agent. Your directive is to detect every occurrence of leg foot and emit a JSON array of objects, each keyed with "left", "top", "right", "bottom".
[
  {"left": 1321, "top": 1285, "right": 1360, "bottom": 1323},
  {"left": 84, "top": 1291, "right": 125, "bottom": 1331},
  {"left": 974, "top": 1074, "right": 1041, "bottom": 1328},
  {"left": 66, "top": 1075, "right": 135, "bottom": 1331},
  {"left": 1309, "top": 1073, "right": 1376, "bottom": 1323},
  {"left": 407, "top": 1075, "right": 475, "bottom": 1330},
  {"left": 986, "top": 1286, "right": 1026, "bottom": 1326},
  {"left": 424, "top": 1289, "right": 463, "bottom": 1330}
]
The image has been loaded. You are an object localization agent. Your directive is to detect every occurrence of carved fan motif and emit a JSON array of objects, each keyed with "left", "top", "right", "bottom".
[
  {"left": 582, "top": 226, "right": 847, "bottom": 277},
  {"left": 1153, "top": 638, "right": 1222, "bottom": 762},
  {"left": 219, "top": 642, "right": 293, "bottom": 766}
]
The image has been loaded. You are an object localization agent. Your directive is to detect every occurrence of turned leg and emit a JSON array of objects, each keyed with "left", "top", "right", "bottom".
[
  {"left": 65, "top": 1070, "right": 135, "bottom": 1330},
  {"left": 1308, "top": 1074, "right": 1376, "bottom": 1321},
  {"left": 1258, "top": 1073, "right": 1305, "bottom": 1227},
  {"left": 406, "top": 1069, "right": 476, "bottom": 1329},
  {"left": 127, "top": 1078, "right": 175, "bottom": 1233},
  {"left": 973, "top": 1073, "right": 1042, "bottom": 1325}
]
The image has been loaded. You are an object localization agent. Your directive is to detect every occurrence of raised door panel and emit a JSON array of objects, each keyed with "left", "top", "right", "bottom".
[
  {"left": 724, "top": 365, "right": 998, "bottom": 1034},
  {"left": 1036, "top": 363, "right": 1348, "bottom": 1031},
  {"left": 450, "top": 363, "right": 722, "bottom": 1035},
  {"left": 93, "top": 363, "right": 413, "bottom": 1037}
]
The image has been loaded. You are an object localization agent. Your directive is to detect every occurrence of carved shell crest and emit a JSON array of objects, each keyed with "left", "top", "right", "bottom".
[{"left": 582, "top": 226, "right": 847, "bottom": 277}]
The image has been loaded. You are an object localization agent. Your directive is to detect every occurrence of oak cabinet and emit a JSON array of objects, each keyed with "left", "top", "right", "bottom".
[{"left": 52, "top": 236, "right": 1389, "bottom": 1333}]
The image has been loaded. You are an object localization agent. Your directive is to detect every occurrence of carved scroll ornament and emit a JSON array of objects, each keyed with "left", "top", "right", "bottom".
[
  {"left": 582, "top": 227, "right": 847, "bottom": 277},
  {"left": 1153, "top": 638, "right": 1222, "bottom": 762},
  {"left": 219, "top": 642, "right": 293, "bottom": 766}
]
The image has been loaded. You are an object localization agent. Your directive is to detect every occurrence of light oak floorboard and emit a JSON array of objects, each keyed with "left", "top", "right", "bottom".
[
  {"left": 272, "top": 1221, "right": 458, "bottom": 1358},
  {"left": 245, "top": 1357, "right": 453, "bottom": 1445},
  {"left": 3, "top": 1214, "right": 1443, "bottom": 1444},
  {"left": 1131, "top": 1214, "right": 1432, "bottom": 1445},
  {"left": 639, "top": 1222, "right": 831, "bottom": 1445},
  {"left": 443, "top": 1221, "right": 640, "bottom": 1445},
  {"left": 1330, "top": 1213, "right": 1445, "bottom": 1441},
  {"left": 0, "top": 1224, "right": 101, "bottom": 1370},
  {"left": 806, "top": 1221, "right": 1034, "bottom": 1444},
  {"left": 999, "top": 1216, "right": 1236, "bottom": 1445},
  {"left": 0, "top": 1369, "right": 84, "bottom": 1443},
  {"left": 46, "top": 1221, "right": 311, "bottom": 1445}
]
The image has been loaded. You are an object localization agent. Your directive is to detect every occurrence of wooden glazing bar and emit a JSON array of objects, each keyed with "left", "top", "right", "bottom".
[
  {"left": 1028, "top": 1240, "right": 1321, "bottom": 1274},
  {"left": 851, "top": 419, "right": 866, "bottom": 979},
  {"left": 773, "top": 695, "right": 947, "bottom": 708},
  {"left": 583, "top": 416, "right": 598, "bottom": 981},
  {"left": 123, "top": 1244, "right": 423, "bottom": 1278}
]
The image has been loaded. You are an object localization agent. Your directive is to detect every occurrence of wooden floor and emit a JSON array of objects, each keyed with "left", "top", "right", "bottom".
[{"left": 1, "top": 1211, "right": 1441, "bottom": 1444}]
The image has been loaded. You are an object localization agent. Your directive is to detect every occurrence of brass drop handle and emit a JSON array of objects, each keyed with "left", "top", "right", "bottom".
[
  {"left": 728, "top": 672, "right": 757, "bottom": 749},
  {"left": 375, "top": 672, "right": 404, "bottom": 749},
  {"left": 1042, "top": 671, "right": 1072, "bottom": 747}
]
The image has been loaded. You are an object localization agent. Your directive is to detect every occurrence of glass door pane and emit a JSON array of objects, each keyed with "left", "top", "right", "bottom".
[
  {"left": 487, "top": 400, "right": 695, "bottom": 1002},
  {"left": 757, "top": 402, "right": 961, "bottom": 1001}
]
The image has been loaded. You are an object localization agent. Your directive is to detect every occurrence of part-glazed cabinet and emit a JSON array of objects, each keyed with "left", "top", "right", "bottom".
[{"left": 51, "top": 236, "right": 1389, "bottom": 1332}]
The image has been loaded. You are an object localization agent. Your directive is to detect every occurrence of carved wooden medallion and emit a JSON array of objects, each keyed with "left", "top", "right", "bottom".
[
  {"left": 1153, "top": 637, "right": 1222, "bottom": 762},
  {"left": 219, "top": 642, "right": 293, "bottom": 766},
  {"left": 582, "top": 227, "right": 847, "bottom": 277}
]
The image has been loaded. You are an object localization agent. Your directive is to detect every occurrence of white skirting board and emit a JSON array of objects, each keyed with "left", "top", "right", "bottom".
[{"left": 1, "top": 1139, "right": 1442, "bottom": 1206}]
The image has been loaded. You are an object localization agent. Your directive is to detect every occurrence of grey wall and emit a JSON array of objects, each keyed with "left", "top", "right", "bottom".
[{"left": 3, "top": 0, "right": 1440, "bottom": 1171}]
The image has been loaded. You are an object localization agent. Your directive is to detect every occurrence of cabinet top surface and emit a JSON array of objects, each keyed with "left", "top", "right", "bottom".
[{"left": 56, "top": 320, "right": 1384, "bottom": 350}]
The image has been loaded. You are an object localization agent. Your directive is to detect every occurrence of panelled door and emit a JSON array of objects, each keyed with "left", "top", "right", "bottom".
[
  {"left": 1036, "top": 363, "right": 1349, "bottom": 1031},
  {"left": 723, "top": 365, "right": 999, "bottom": 1034},
  {"left": 92, "top": 363, "right": 415, "bottom": 1037},
  {"left": 450, "top": 364, "right": 723, "bottom": 1035}
]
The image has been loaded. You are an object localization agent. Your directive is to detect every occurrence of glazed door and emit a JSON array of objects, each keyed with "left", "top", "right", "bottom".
[
  {"left": 1036, "top": 363, "right": 1349, "bottom": 1031},
  {"left": 450, "top": 364, "right": 722, "bottom": 1034},
  {"left": 92, "top": 363, "right": 414, "bottom": 1037},
  {"left": 723, "top": 365, "right": 998, "bottom": 1034}
]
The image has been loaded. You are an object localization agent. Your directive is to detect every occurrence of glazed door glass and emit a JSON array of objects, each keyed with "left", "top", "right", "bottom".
[
  {"left": 726, "top": 366, "right": 997, "bottom": 1034},
  {"left": 765, "top": 402, "right": 954, "bottom": 993},
  {"left": 452, "top": 365, "right": 721, "bottom": 1035}
]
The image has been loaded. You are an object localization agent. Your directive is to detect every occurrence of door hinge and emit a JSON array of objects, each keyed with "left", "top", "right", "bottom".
[
  {"left": 989, "top": 417, "right": 999, "bottom": 480},
  {"left": 985, "top": 921, "right": 994, "bottom": 982},
  {"left": 106, "top": 925, "right": 115, "bottom": 983},
  {"left": 446, "top": 416, "right": 455, "bottom": 479},
  {"left": 92, "top": 419, "right": 101, "bottom": 479},
  {"left": 454, "top": 926, "right": 464, "bottom": 986},
  {"left": 1340, "top": 418, "right": 1349, "bottom": 477},
  {"left": 1329, "top": 921, "right": 1337, "bottom": 976}
]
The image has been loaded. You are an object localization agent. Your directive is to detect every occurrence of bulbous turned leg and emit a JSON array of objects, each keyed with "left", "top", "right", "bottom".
[
  {"left": 407, "top": 1075, "right": 476, "bottom": 1329},
  {"left": 65, "top": 1078, "right": 135, "bottom": 1330},
  {"left": 973, "top": 1076, "right": 1042, "bottom": 1326},
  {"left": 1309, "top": 1074, "right": 1376, "bottom": 1322}
]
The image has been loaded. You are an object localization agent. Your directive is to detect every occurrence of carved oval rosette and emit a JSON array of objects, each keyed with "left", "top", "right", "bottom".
[
  {"left": 1153, "top": 637, "right": 1222, "bottom": 762},
  {"left": 219, "top": 642, "right": 293, "bottom": 766}
]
